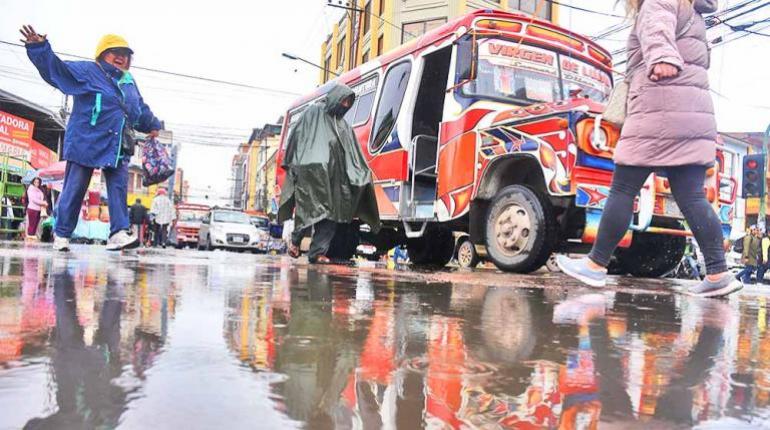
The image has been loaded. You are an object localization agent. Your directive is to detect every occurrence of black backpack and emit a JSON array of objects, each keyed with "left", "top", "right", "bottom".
[{"left": 733, "top": 238, "right": 744, "bottom": 254}]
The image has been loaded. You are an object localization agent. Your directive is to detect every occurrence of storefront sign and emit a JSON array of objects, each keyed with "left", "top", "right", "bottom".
[{"left": 0, "top": 110, "right": 58, "bottom": 169}]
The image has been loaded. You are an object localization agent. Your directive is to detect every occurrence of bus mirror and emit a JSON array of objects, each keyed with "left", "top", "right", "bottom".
[{"left": 455, "top": 36, "right": 476, "bottom": 82}]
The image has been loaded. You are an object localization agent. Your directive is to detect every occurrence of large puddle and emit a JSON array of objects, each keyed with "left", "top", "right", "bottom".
[{"left": 0, "top": 244, "right": 768, "bottom": 429}]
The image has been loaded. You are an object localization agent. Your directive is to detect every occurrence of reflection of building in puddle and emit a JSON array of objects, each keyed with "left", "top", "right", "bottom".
[{"left": 224, "top": 284, "right": 276, "bottom": 371}]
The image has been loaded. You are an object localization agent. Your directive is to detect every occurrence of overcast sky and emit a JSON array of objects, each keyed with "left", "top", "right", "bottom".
[{"left": 1, "top": 0, "right": 768, "bottom": 205}]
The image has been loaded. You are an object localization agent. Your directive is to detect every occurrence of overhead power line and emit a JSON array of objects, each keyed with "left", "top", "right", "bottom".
[
  {"left": 0, "top": 40, "right": 301, "bottom": 98},
  {"left": 545, "top": 0, "right": 625, "bottom": 18}
]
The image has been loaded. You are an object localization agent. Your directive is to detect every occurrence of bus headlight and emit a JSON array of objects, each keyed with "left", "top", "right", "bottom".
[{"left": 590, "top": 127, "right": 609, "bottom": 152}]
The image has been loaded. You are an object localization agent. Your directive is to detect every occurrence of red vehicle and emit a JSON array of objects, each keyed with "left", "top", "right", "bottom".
[
  {"left": 172, "top": 203, "right": 210, "bottom": 248},
  {"left": 276, "top": 9, "right": 738, "bottom": 275}
]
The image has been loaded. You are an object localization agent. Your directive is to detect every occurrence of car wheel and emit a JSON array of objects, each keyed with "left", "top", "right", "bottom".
[
  {"left": 484, "top": 185, "right": 557, "bottom": 273},
  {"left": 456, "top": 237, "right": 480, "bottom": 269}
]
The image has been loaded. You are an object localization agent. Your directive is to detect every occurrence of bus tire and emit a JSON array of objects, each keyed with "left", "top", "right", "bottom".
[
  {"left": 616, "top": 232, "right": 685, "bottom": 278},
  {"left": 408, "top": 227, "right": 454, "bottom": 267},
  {"left": 456, "top": 237, "right": 480, "bottom": 269},
  {"left": 484, "top": 185, "right": 557, "bottom": 273}
]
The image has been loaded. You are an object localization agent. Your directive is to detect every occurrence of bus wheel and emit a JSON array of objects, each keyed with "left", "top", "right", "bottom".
[
  {"left": 456, "top": 237, "right": 480, "bottom": 269},
  {"left": 484, "top": 185, "right": 557, "bottom": 273},
  {"left": 408, "top": 227, "right": 454, "bottom": 267},
  {"left": 616, "top": 232, "right": 685, "bottom": 278}
]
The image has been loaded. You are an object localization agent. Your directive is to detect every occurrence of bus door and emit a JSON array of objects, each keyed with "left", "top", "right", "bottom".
[{"left": 403, "top": 46, "right": 453, "bottom": 221}]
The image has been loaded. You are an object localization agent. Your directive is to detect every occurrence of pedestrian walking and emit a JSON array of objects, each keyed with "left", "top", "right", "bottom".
[
  {"left": 25, "top": 177, "right": 48, "bottom": 240},
  {"left": 759, "top": 230, "right": 770, "bottom": 284},
  {"left": 557, "top": 0, "right": 742, "bottom": 298},
  {"left": 150, "top": 188, "right": 174, "bottom": 248},
  {"left": 129, "top": 198, "right": 148, "bottom": 245},
  {"left": 21, "top": 26, "right": 161, "bottom": 252},
  {"left": 277, "top": 84, "right": 380, "bottom": 264},
  {"left": 736, "top": 227, "right": 762, "bottom": 284}
]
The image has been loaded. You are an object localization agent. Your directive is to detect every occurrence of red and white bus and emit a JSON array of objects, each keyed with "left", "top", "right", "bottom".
[{"left": 276, "top": 9, "right": 739, "bottom": 275}]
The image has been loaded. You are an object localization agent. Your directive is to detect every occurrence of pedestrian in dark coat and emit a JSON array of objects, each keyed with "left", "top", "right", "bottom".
[{"left": 278, "top": 84, "right": 380, "bottom": 263}]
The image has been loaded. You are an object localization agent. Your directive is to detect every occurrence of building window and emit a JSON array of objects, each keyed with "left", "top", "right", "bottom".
[
  {"left": 362, "top": 50, "right": 369, "bottom": 64},
  {"left": 378, "top": 0, "right": 384, "bottom": 16},
  {"left": 377, "top": 35, "right": 384, "bottom": 55},
  {"left": 337, "top": 36, "right": 346, "bottom": 68},
  {"left": 363, "top": 2, "right": 371, "bottom": 35},
  {"left": 370, "top": 61, "right": 411, "bottom": 153},
  {"left": 401, "top": 18, "right": 447, "bottom": 44},
  {"left": 324, "top": 55, "right": 332, "bottom": 81},
  {"left": 509, "top": 0, "right": 551, "bottom": 20}
]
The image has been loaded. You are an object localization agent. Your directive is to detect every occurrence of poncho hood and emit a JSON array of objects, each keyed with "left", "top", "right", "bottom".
[{"left": 325, "top": 84, "right": 355, "bottom": 117}]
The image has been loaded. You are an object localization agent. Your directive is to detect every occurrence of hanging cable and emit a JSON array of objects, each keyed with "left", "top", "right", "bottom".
[{"left": 0, "top": 40, "right": 301, "bottom": 97}]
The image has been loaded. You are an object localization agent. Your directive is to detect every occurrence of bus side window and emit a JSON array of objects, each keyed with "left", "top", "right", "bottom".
[{"left": 370, "top": 61, "right": 412, "bottom": 153}]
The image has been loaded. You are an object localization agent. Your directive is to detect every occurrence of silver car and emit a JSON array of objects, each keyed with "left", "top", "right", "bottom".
[{"left": 197, "top": 209, "right": 267, "bottom": 252}]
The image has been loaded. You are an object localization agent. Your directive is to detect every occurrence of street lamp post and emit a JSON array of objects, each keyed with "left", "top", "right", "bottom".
[{"left": 281, "top": 52, "right": 338, "bottom": 77}]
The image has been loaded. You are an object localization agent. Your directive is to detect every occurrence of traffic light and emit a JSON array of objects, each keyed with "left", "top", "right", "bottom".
[{"left": 743, "top": 154, "right": 766, "bottom": 198}]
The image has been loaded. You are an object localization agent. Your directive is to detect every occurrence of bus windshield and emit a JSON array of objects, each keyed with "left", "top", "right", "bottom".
[{"left": 466, "top": 38, "right": 611, "bottom": 104}]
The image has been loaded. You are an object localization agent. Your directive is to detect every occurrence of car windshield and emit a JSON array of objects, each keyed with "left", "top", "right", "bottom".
[
  {"left": 213, "top": 211, "right": 251, "bottom": 224},
  {"left": 466, "top": 38, "right": 611, "bottom": 104},
  {"left": 178, "top": 210, "right": 208, "bottom": 222},
  {"left": 251, "top": 217, "right": 269, "bottom": 228}
]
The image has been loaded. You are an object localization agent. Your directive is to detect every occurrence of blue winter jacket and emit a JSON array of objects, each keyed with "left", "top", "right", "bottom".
[{"left": 26, "top": 41, "right": 161, "bottom": 168}]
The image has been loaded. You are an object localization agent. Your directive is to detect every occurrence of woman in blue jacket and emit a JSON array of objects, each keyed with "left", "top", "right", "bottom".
[{"left": 20, "top": 26, "right": 161, "bottom": 251}]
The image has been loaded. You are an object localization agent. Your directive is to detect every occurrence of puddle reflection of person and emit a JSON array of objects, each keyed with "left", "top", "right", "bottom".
[
  {"left": 554, "top": 294, "right": 729, "bottom": 427},
  {"left": 24, "top": 264, "right": 126, "bottom": 430}
]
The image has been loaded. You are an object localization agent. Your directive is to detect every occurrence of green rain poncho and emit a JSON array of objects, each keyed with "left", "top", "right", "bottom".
[{"left": 278, "top": 84, "right": 381, "bottom": 233}]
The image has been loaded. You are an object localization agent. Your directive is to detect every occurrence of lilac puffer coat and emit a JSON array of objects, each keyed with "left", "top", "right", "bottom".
[{"left": 613, "top": 0, "right": 718, "bottom": 167}]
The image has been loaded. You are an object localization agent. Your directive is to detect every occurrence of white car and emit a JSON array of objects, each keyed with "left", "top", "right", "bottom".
[{"left": 197, "top": 209, "right": 268, "bottom": 252}]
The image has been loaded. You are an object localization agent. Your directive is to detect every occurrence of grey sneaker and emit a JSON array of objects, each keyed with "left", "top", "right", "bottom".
[
  {"left": 687, "top": 273, "right": 743, "bottom": 298},
  {"left": 556, "top": 255, "right": 607, "bottom": 288},
  {"left": 106, "top": 230, "right": 140, "bottom": 251},
  {"left": 53, "top": 236, "right": 70, "bottom": 252}
]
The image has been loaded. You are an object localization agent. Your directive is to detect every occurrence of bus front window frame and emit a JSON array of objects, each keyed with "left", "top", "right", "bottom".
[{"left": 458, "top": 36, "right": 612, "bottom": 106}]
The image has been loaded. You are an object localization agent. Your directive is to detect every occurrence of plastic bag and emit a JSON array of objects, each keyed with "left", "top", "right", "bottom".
[{"left": 142, "top": 138, "right": 174, "bottom": 187}]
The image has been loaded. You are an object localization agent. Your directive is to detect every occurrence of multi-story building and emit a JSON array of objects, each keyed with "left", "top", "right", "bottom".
[
  {"left": 231, "top": 123, "right": 283, "bottom": 212},
  {"left": 319, "top": 0, "right": 558, "bottom": 83}
]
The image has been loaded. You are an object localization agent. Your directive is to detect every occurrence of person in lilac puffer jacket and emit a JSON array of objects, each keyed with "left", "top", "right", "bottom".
[{"left": 557, "top": 0, "right": 743, "bottom": 298}]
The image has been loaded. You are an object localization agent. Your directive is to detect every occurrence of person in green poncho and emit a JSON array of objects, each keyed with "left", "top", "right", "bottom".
[{"left": 278, "top": 84, "right": 380, "bottom": 264}]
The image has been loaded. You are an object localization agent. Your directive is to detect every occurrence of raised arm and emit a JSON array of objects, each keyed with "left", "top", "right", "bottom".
[
  {"left": 636, "top": 0, "right": 684, "bottom": 80},
  {"left": 21, "top": 25, "right": 90, "bottom": 95}
]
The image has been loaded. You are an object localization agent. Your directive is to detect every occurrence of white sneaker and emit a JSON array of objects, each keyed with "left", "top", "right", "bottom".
[
  {"left": 106, "top": 230, "right": 140, "bottom": 251},
  {"left": 53, "top": 237, "right": 70, "bottom": 252}
]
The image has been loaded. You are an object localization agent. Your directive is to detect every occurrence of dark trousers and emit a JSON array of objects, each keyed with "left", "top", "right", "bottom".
[
  {"left": 588, "top": 165, "right": 728, "bottom": 275},
  {"left": 736, "top": 265, "right": 756, "bottom": 283},
  {"left": 54, "top": 160, "right": 129, "bottom": 238},
  {"left": 292, "top": 219, "right": 337, "bottom": 262},
  {"left": 26, "top": 209, "right": 41, "bottom": 236},
  {"left": 154, "top": 223, "right": 168, "bottom": 247}
]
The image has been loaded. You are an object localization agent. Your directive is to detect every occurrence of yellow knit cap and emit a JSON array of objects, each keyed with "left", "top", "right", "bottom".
[{"left": 94, "top": 34, "right": 133, "bottom": 59}]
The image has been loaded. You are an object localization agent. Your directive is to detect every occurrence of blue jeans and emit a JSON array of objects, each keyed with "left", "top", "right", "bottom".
[
  {"left": 54, "top": 160, "right": 130, "bottom": 238},
  {"left": 736, "top": 265, "right": 756, "bottom": 284}
]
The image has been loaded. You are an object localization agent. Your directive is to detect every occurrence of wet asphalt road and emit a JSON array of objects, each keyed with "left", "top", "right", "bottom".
[{"left": 1, "top": 242, "right": 770, "bottom": 429}]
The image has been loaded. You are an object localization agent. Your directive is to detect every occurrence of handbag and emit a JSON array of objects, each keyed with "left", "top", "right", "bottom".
[
  {"left": 142, "top": 137, "right": 175, "bottom": 186},
  {"left": 602, "top": 5, "right": 697, "bottom": 127}
]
